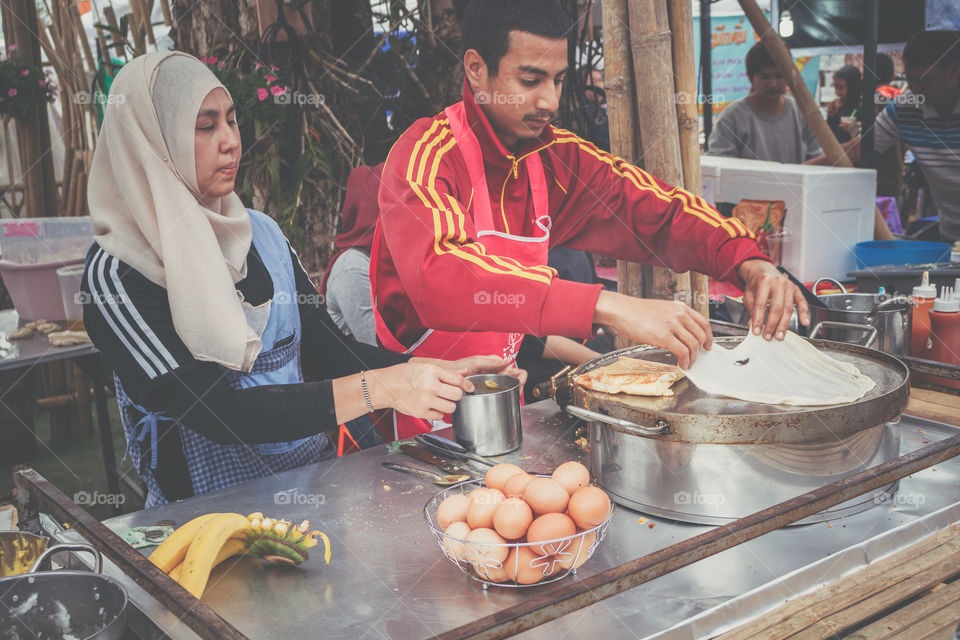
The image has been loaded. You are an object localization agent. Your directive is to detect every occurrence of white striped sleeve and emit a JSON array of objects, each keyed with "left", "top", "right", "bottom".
[{"left": 82, "top": 248, "right": 196, "bottom": 399}]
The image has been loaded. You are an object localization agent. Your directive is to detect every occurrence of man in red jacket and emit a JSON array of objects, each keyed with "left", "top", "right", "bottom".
[{"left": 371, "top": 0, "right": 808, "bottom": 438}]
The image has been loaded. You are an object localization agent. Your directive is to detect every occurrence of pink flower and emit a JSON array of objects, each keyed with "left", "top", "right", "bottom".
[
  {"left": 8, "top": 89, "right": 17, "bottom": 97},
  {"left": 200, "top": 56, "right": 209, "bottom": 63},
  {"left": 20, "top": 69, "right": 29, "bottom": 76},
  {"left": 264, "top": 75, "right": 276, "bottom": 83},
  {"left": 270, "top": 65, "right": 279, "bottom": 71},
  {"left": 236, "top": 73, "right": 244, "bottom": 79},
  {"left": 257, "top": 87, "right": 268, "bottom": 101},
  {"left": 270, "top": 85, "right": 284, "bottom": 97},
  {"left": 254, "top": 62, "right": 263, "bottom": 69},
  {"left": 7, "top": 44, "right": 16, "bottom": 52},
  {"left": 38, "top": 79, "right": 45, "bottom": 87},
  {"left": 208, "top": 56, "right": 218, "bottom": 64}
]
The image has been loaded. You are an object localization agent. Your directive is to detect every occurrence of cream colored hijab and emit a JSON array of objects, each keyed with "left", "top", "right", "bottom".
[{"left": 89, "top": 51, "right": 263, "bottom": 372}]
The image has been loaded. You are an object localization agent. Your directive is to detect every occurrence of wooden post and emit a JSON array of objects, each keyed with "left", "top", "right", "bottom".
[
  {"left": 1, "top": 0, "right": 60, "bottom": 218},
  {"left": 668, "top": 0, "right": 710, "bottom": 317},
  {"left": 603, "top": 0, "right": 645, "bottom": 347},
  {"left": 737, "top": 0, "right": 893, "bottom": 240},
  {"left": 626, "top": 0, "right": 690, "bottom": 310}
]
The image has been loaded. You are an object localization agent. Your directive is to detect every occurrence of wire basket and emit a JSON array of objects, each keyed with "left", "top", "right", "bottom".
[{"left": 423, "top": 478, "right": 614, "bottom": 589}]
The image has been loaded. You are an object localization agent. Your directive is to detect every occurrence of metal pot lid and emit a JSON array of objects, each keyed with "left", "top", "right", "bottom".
[{"left": 569, "top": 336, "right": 909, "bottom": 444}]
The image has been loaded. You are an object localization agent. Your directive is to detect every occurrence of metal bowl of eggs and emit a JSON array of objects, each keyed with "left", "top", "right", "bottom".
[{"left": 422, "top": 462, "right": 615, "bottom": 588}]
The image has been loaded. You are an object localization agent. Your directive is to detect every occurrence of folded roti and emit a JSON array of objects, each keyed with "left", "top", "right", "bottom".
[
  {"left": 575, "top": 357, "right": 686, "bottom": 397},
  {"left": 684, "top": 331, "right": 875, "bottom": 406}
]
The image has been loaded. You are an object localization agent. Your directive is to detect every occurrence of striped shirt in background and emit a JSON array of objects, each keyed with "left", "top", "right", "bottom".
[{"left": 874, "top": 89, "right": 960, "bottom": 243}]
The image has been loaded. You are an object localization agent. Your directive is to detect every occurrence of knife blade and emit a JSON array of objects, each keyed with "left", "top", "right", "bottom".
[{"left": 400, "top": 443, "right": 475, "bottom": 477}]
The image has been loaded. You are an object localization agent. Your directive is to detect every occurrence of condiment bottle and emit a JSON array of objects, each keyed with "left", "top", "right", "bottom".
[
  {"left": 910, "top": 271, "right": 937, "bottom": 357},
  {"left": 926, "top": 287, "right": 960, "bottom": 390}
]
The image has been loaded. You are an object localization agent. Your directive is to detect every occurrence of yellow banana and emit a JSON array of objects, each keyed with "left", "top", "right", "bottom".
[
  {"left": 178, "top": 513, "right": 252, "bottom": 598},
  {"left": 148, "top": 513, "right": 222, "bottom": 573},
  {"left": 168, "top": 536, "right": 247, "bottom": 583}
]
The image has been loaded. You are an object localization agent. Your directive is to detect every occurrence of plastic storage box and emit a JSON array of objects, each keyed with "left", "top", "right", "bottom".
[
  {"left": 701, "top": 157, "right": 876, "bottom": 282},
  {"left": 0, "top": 217, "right": 93, "bottom": 321}
]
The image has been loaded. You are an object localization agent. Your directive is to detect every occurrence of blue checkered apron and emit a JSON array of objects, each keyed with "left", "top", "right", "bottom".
[{"left": 115, "top": 210, "right": 333, "bottom": 507}]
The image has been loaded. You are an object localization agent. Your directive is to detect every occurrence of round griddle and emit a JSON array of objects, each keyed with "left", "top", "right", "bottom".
[{"left": 567, "top": 337, "right": 909, "bottom": 444}]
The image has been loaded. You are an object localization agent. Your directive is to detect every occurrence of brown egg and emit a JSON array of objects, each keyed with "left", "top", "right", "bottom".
[
  {"left": 443, "top": 521, "right": 472, "bottom": 561},
  {"left": 558, "top": 529, "right": 597, "bottom": 570},
  {"left": 437, "top": 493, "right": 471, "bottom": 529},
  {"left": 464, "top": 527, "right": 509, "bottom": 564},
  {"left": 567, "top": 486, "right": 611, "bottom": 530},
  {"left": 492, "top": 497, "right": 534, "bottom": 540},
  {"left": 473, "top": 558, "right": 511, "bottom": 583},
  {"left": 504, "top": 545, "right": 548, "bottom": 585},
  {"left": 523, "top": 478, "right": 570, "bottom": 515},
  {"left": 466, "top": 488, "right": 505, "bottom": 529},
  {"left": 551, "top": 461, "right": 591, "bottom": 495},
  {"left": 484, "top": 463, "right": 526, "bottom": 491},
  {"left": 503, "top": 472, "right": 534, "bottom": 498},
  {"left": 526, "top": 512, "right": 576, "bottom": 556}
]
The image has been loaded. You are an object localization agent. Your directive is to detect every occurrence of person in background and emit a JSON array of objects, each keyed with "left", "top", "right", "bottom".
[
  {"left": 826, "top": 65, "right": 862, "bottom": 143},
  {"left": 82, "top": 52, "right": 516, "bottom": 506},
  {"left": 706, "top": 43, "right": 823, "bottom": 163},
  {"left": 874, "top": 53, "right": 903, "bottom": 104},
  {"left": 874, "top": 30, "right": 960, "bottom": 244},
  {"left": 322, "top": 163, "right": 383, "bottom": 347}
]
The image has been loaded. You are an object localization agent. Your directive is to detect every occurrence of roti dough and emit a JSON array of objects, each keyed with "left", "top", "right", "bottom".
[{"left": 684, "top": 331, "right": 875, "bottom": 406}]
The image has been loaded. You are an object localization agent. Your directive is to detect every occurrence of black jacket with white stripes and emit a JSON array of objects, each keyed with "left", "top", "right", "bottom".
[{"left": 81, "top": 241, "right": 408, "bottom": 466}]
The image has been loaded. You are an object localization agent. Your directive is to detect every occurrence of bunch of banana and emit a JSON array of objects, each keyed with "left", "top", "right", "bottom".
[{"left": 148, "top": 512, "right": 331, "bottom": 598}]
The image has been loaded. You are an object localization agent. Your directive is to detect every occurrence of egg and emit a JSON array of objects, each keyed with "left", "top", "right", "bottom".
[
  {"left": 443, "top": 521, "right": 472, "bottom": 561},
  {"left": 473, "top": 558, "right": 511, "bottom": 583},
  {"left": 567, "top": 486, "right": 611, "bottom": 530},
  {"left": 526, "top": 512, "right": 576, "bottom": 556},
  {"left": 558, "top": 529, "right": 596, "bottom": 570},
  {"left": 492, "top": 497, "right": 534, "bottom": 540},
  {"left": 484, "top": 463, "right": 526, "bottom": 491},
  {"left": 504, "top": 545, "right": 551, "bottom": 584},
  {"left": 437, "top": 493, "right": 471, "bottom": 529},
  {"left": 523, "top": 478, "right": 570, "bottom": 515},
  {"left": 503, "top": 472, "right": 534, "bottom": 498},
  {"left": 464, "top": 527, "right": 509, "bottom": 564},
  {"left": 466, "top": 488, "right": 505, "bottom": 529},
  {"left": 551, "top": 461, "right": 591, "bottom": 495}
]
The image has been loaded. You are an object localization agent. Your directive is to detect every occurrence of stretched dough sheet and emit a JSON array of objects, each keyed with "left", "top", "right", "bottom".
[{"left": 684, "top": 331, "right": 875, "bottom": 406}]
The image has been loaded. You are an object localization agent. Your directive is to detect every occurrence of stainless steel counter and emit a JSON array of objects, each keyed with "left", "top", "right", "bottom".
[{"left": 89, "top": 402, "right": 960, "bottom": 639}]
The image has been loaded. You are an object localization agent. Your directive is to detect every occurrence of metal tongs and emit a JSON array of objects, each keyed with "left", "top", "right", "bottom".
[{"left": 414, "top": 433, "right": 497, "bottom": 467}]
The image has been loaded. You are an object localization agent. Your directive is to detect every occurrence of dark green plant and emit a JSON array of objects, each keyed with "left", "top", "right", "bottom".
[{"left": 0, "top": 48, "right": 59, "bottom": 121}]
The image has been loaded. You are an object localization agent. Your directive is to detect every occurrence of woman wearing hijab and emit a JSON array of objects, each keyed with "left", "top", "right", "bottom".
[
  {"left": 827, "top": 65, "right": 862, "bottom": 143},
  {"left": 82, "top": 52, "right": 515, "bottom": 507}
]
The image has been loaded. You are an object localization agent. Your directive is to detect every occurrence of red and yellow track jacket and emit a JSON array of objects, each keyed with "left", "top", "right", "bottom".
[{"left": 373, "top": 84, "right": 769, "bottom": 348}]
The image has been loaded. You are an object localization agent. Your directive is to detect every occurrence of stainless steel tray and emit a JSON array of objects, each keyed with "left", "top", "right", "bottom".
[{"left": 570, "top": 337, "right": 910, "bottom": 444}]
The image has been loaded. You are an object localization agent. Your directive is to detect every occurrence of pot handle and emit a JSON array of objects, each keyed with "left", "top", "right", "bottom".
[
  {"left": 564, "top": 405, "right": 672, "bottom": 436},
  {"left": 809, "top": 321, "right": 878, "bottom": 348},
  {"left": 867, "top": 296, "right": 914, "bottom": 317},
  {"left": 813, "top": 278, "right": 847, "bottom": 295},
  {"left": 29, "top": 542, "right": 103, "bottom": 574}
]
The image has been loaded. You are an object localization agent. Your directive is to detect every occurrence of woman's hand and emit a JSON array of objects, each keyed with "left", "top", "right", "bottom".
[
  {"left": 416, "top": 354, "right": 528, "bottom": 388},
  {"left": 365, "top": 362, "right": 472, "bottom": 421}
]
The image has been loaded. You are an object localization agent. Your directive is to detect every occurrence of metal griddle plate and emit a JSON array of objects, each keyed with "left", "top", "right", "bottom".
[{"left": 570, "top": 337, "right": 910, "bottom": 444}]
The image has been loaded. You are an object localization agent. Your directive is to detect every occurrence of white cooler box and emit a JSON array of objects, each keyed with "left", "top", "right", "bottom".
[{"left": 700, "top": 156, "right": 876, "bottom": 282}]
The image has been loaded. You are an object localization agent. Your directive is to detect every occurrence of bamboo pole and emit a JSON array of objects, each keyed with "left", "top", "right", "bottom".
[
  {"left": 603, "top": 0, "right": 646, "bottom": 343},
  {"left": 736, "top": 0, "right": 893, "bottom": 241},
  {"left": 668, "top": 0, "right": 709, "bottom": 317},
  {"left": 626, "top": 0, "right": 691, "bottom": 309}
]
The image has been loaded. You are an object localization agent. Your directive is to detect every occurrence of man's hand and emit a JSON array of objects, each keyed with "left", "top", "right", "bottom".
[
  {"left": 737, "top": 259, "right": 810, "bottom": 340},
  {"left": 594, "top": 291, "right": 712, "bottom": 369}
]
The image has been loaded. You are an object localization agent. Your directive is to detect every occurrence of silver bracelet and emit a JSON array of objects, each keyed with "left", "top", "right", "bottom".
[{"left": 360, "top": 371, "right": 375, "bottom": 413}]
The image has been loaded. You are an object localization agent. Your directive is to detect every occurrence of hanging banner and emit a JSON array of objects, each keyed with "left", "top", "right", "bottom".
[{"left": 692, "top": 14, "right": 820, "bottom": 114}]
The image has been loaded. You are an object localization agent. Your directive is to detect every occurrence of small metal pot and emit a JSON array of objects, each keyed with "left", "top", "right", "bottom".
[
  {"left": 809, "top": 291, "right": 912, "bottom": 356},
  {"left": 452, "top": 374, "right": 522, "bottom": 456},
  {"left": 0, "top": 543, "right": 128, "bottom": 640}
]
